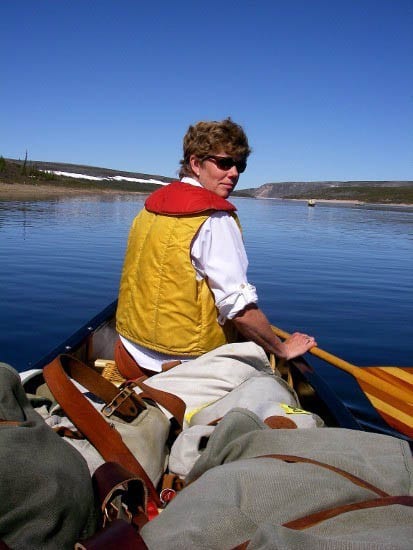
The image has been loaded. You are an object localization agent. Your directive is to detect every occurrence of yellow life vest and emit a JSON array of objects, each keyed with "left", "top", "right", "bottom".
[{"left": 116, "top": 182, "right": 239, "bottom": 356}]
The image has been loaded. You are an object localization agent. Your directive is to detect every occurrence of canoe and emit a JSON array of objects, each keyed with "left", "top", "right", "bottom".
[
  {"left": 23, "top": 299, "right": 405, "bottom": 439},
  {"left": 11, "top": 300, "right": 413, "bottom": 548}
]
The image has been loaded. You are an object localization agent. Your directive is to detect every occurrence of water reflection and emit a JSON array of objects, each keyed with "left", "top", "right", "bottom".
[{"left": 1, "top": 195, "right": 412, "bottom": 378}]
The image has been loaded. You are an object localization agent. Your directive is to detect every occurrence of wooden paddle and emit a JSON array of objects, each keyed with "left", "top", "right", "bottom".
[{"left": 271, "top": 325, "right": 413, "bottom": 439}]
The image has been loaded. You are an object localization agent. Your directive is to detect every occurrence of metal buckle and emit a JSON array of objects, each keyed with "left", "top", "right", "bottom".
[
  {"left": 103, "top": 498, "right": 132, "bottom": 527},
  {"left": 101, "top": 381, "right": 137, "bottom": 418}
]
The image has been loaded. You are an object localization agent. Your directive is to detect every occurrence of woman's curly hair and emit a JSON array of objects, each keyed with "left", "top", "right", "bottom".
[{"left": 179, "top": 118, "right": 251, "bottom": 178}]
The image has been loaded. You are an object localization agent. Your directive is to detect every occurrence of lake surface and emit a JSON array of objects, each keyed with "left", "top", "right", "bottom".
[{"left": 1, "top": 193, "right": 412, "bottom": 433}]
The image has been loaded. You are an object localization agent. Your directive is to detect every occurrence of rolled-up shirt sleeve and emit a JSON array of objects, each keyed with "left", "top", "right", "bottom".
[{"left": 191, "top": 211, "right": 258, "bottom": 324}]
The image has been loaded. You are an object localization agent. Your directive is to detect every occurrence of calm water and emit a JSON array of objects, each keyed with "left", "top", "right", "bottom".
[{"left": 1, "top": 194, "right": 412, "bottom": 430}]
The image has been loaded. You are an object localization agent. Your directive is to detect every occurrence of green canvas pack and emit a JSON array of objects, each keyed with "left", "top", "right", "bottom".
[
  {"left": 141, "top": 408, "right": 413, "bottom": 549},
  {"left": 0, "top": 362, "right": 97, "bottom": 550}
]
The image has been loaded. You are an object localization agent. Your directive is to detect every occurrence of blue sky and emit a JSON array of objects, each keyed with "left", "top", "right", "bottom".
[{"left": 1, "top": 0, "right": 412, "bottom": 188}]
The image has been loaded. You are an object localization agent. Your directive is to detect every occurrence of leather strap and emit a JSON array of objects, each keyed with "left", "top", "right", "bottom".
[
  {"left": 53, "top": 426, "right": 84, "bottom": 439},
  {"left": 284, "top": 494, "right": 413, "bottom": 530},
  {"left": 115, "top": 338, "right": 183, "bottom": 378},
  {"left": 114, "top": 339, "right": 186, "bottom": 426},
  {"left": 114, "top": 339, "right": 153, "bottom": 379},
  {"left": 263, "top": 416, "right": 297, "bottom": 429},
  {"left": 47, "top": 353, "right": 146, "bottom": 421},
  {"left": 43, "top": 355, "right": 161, "bottom": 507},
  {"left": 254, "top": 454, "right": 389, "bottom": 497},
  {"left": 135, "top": 377, "right": 186, "bottom": 427},
  {"left": 162, "top": 360, "right": 182, "bottom": 372},
  {"left": 231, "top": 457, "right": 412, "bottom": 548},
  {"left": 232, "top": 496, "right": 413, "bottom": 549}
]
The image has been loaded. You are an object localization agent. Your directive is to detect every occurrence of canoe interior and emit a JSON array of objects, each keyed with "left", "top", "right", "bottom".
[
  {"left": 25, "top": 300, "right": 362, "bottom": 431},
  {"left": 26, "top": 300, "right": 412, "bottom": 445}
]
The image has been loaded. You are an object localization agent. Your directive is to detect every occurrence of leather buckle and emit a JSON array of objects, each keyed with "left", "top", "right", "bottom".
[{"left": 101, "top": 381, "right": 145, "bottom": 419}]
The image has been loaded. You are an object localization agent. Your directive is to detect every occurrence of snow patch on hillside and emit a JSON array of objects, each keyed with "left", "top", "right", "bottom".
[{"left": 43, "top": 170, "right": 167, "bottom": 185}]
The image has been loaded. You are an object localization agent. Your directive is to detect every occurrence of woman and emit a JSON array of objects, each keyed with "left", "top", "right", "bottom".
[{"left": 116, "top": 118, "right": 316, "bottom": 374}]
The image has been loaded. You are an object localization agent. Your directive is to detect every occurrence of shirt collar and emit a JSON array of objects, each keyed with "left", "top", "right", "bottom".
[{"left": 181, "top": 176, "right": 203, "bottom": 188}]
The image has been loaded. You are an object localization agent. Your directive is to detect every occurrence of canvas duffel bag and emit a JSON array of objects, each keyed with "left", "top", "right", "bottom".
[
  {"left": 0, "top": 362, "right": 97, "bottom": 550},
  {"left": 168, "top": 374, "right": 323, "bottom": 478},
  {"left": 140, "top": 408, "right": 413, "bottom": 550},
  {"left": 138, "top": 341, "right": 277, "bottom": 427},
  {"left": 138, "top": 342, "right": 322, "bottom": 478},
  {"left": 39, "top": 354, "right": 172, "bottom": 507},
  {"left": 138, "top": 341, "right": 322, "bottom": 426}
]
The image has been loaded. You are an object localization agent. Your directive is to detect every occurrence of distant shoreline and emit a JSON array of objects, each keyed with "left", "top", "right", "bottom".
[
  {"left": 0, "top": 182, "right": 149, "bottom": 200},
  {"left": 239, "top": 195, "right": 413, "bottom": 209},
  {"left": 284, "top": 197, "right": 413, "bottom": 209},
  {"left": 257, "top": 196, "right": 363, "bottom": 205},
  {"left": 1, "top": 182, "right": 412, "bottom": 210}
]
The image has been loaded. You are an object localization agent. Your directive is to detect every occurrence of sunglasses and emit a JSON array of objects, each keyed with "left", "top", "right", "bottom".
[{"left": 203, "top": 155, "right": 247, "bottom": 173}]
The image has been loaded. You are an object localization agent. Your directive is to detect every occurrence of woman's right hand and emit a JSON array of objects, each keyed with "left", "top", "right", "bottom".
[{"left": 283, "top": 332, "right": 317, "bottom": 360}]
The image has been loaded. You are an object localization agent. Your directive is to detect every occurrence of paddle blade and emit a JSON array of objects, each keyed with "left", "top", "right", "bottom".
[
  {"left": 270, "top": 325, "right": 413, "bottom": 439},
  {"left": 358, "top": 367, "right": 413, "bottom": 439}
]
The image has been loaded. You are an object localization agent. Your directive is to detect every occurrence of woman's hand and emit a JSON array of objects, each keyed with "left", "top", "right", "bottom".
[
  {"left": 232, "top": 305, "right": 316, "bottom": 360},
  {"left": 282, "top": 332, "right": 317, "bottom": 360}
]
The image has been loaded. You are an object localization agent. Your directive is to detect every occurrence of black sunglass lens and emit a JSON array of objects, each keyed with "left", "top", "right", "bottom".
[
  {"left": 236, "top": 160, "right": 247, "bottom": 173},
  {"left": 207, "top": 156, "right": 246, "bottom": 172},
  {"left": 215, "top": 157, "right": 233, "bottom": 170},
  {"left": 219, "top": 158, "right": 246, "bottom": 172}
]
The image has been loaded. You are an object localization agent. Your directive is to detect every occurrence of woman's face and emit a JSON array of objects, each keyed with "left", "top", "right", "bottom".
[{"left": 189, "top": 152, "right": 245, "bottom": 198}]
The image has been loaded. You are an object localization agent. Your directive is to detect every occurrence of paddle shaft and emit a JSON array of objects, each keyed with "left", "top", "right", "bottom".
[{"left": 271, "top": 325, "right": 413, "bottom": 405}]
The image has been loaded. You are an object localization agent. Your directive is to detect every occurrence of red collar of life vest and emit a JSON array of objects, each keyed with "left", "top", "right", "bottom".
[{"left": 145, "top": 182, "right": 237, "bottom": 215}]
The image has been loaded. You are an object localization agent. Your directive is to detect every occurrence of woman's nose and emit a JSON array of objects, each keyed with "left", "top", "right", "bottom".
[{"left": 227, "top": 164, "right": 239, "bottom": 177}]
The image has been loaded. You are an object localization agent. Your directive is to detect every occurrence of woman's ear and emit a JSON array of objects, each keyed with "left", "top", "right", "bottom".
[{"left": 189, "top": 155, "right": 200, "bottom": 178}]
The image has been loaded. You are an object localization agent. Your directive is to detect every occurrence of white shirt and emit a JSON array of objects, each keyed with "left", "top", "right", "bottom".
[{"left": 120, "top": 177, "right": 258, "bottom": 371}]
